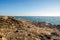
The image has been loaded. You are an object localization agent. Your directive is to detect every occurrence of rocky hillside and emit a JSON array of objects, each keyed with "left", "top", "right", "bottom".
[{"left": 0, "top": 16, "right": 60, "bottom": 40}]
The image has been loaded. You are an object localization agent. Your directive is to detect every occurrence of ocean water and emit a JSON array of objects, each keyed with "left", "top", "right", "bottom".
[{"left": 15, "top": 16, "right": 60, "bottom": 25}]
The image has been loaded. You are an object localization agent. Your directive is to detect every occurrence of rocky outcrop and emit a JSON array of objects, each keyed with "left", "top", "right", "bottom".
[{"left": 0, "top": 16, "right": 60, "bottom": 40}]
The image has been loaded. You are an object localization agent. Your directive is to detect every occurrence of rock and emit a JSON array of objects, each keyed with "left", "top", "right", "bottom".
[
  {"left": 44, "top": 35, "right": 51, "bottom": 39},
  {"left": 2, "top": 37, "right": 7, "bottom": 40},
  {"left": 14, "top": 29, "right": 19, "bottom": 33},
  {"left": 1, "top": 16, "right": 8, "bottom": 20},
  {"left": 57, "top": 25, "right": 60, "bottom": 27},
  {"left": 39, "top": 35, "right": 45, "bottom": 40},
  {"left": 0, "top": 16, "right": 59, "bottom": 40},
  {"left": 51, "top": 32, "right": 58, "bottom": 36}
]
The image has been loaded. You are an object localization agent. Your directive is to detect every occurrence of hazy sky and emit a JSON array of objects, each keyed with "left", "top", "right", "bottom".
[{"left": 0, "top": 0, "right": 60, "bottom": 16}]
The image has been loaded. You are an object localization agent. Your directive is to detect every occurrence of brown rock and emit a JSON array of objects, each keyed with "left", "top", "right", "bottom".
[{"left": 1, "top": 16, "right": 8, "bottom": 20}]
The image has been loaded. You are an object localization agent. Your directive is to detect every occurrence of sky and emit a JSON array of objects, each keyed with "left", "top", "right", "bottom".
[{"left": 0, "top": 0, "right": 60, "bottom": 16}]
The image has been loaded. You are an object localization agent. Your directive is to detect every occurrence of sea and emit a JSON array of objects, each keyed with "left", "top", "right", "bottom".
[{"left": 15, "top": 16, "right": 60, "bottom": 25}]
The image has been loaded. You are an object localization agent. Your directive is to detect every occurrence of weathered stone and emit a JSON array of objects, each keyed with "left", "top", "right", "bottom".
[{"left": 2, "top": 16, "right": 8, "bottom": 20}]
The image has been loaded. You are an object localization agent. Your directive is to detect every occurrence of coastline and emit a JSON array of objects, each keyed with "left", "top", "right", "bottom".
[{"left": 0, "top": 16, "right": 60, "bottom": 40}]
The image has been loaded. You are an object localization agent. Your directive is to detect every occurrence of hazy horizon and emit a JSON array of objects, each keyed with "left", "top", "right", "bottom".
[{"left": 0, "top": 0, "right": 60, "bottom": 16}]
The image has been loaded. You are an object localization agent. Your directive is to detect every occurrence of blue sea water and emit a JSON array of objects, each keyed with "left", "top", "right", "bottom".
[{"left": 15, "top": 16, "right": 60, "bottom": 25}]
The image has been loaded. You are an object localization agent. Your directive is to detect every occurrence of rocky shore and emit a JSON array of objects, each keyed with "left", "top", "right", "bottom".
[{"left": 0, "top": 16, "right": 60, "bottom": 40}]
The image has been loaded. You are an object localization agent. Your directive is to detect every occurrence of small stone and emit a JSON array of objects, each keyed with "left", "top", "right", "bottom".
[
  {"left": 28, "top": 34, "right": 31, "bottom": 36},
  {"left": 44, "top": 35, "right": 51, "bottom": 39},
  {"left": 51, "top": 32, "right": 57, "bottom": 36},
  {"left": 0, "top": 35, "right": 2, "bottom": 38},
  {"left": 15, "top": 29, "right": 19, "bottom": 33}
]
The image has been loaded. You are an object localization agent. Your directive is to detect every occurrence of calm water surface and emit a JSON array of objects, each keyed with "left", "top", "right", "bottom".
[{"left": 15, "top": 16, "right": 60, "bottom": 25}]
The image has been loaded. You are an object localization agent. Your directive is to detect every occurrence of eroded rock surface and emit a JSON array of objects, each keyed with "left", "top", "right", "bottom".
[{"left": 0, "top": 16, "right": 60, "bottom": 40}]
